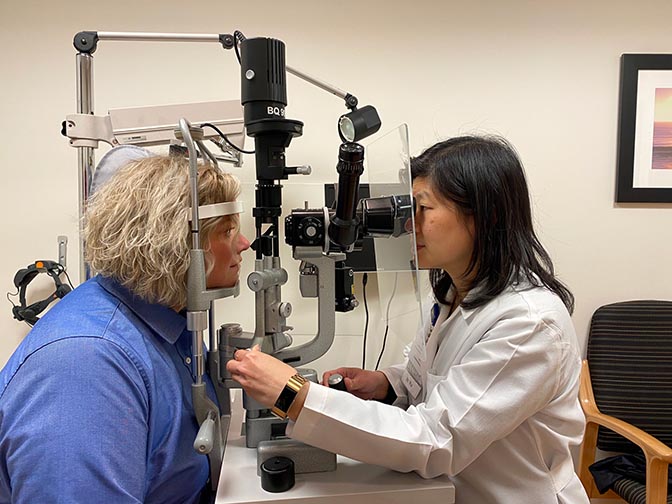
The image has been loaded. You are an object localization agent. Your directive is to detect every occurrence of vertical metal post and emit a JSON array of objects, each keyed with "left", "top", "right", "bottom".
[
  {"left": 76, "top": 53, "right": 94, "bottom": 283},
  {"left": 192, "top": 329, "right": 205, "bottom": 385},
  {"left": 209, "top": 301, "right": 218, "bottom": 352}
]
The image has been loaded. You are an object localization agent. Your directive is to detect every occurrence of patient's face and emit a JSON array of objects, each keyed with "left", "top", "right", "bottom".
[{"left": 206, "top": 217, "right": 250, "bottom": 288}]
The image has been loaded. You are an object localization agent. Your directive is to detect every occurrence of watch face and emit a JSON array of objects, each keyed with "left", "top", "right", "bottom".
[
  {"left": 273, "top": 374, "right": 306, "bottom": 416},
  {"left": 274, "top": 386, "right": 296, "bottom": 414}
]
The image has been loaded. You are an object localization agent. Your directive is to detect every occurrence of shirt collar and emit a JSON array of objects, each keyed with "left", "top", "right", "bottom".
[
  {"left": 443, "top": 284, "right": 480, "bottom": 322},
  {"left": 445, "top": 276, "right": 536, "bottom": 322},
  {"left": 95, "top": 275, "right": 186, "bottom": 344}
]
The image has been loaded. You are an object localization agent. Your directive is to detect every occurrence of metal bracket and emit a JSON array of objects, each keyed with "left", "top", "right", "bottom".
[
  {"left": 57, "top": 236, "right": 68, "bottom": 268},
  {"left": 64, "top": 113, "right": 116, "bottom": 148}
]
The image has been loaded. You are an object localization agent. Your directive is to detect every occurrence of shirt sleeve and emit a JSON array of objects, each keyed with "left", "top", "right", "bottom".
[
  {"left": 288, "top": 314, "right": 564, "bottom": 479},
  {"left": 0, "top": 336, "right": 150, "bottom": 503}
]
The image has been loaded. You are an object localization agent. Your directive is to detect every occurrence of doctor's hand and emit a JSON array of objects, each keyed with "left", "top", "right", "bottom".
[
  {"left": 322, "top": 367, "right": 390, "bottom": 401},
  {"left": 226, "top": 346, "right": 297, "bottom": 409}
]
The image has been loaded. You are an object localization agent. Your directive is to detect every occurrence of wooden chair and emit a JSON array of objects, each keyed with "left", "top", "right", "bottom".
[{"left": 578, "top": 300, "right": 672, "bottom": 504}]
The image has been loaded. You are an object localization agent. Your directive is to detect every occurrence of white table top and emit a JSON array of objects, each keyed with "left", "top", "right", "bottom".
[{"left": 215, "top": 391, "right": 455, "bottom": 504}]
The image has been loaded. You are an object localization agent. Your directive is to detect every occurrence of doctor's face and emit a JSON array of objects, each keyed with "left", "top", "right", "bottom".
[
  {"left": 206, "top": 216, "right": 251, "bottom": 289},
  {"left": 412, "top": 177, "right": 475, "bottom": 280}
]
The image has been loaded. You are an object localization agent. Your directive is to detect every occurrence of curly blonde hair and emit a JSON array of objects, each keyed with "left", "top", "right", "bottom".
[{"left": 84, "top": 155, "right": 240, "bottom": 309}]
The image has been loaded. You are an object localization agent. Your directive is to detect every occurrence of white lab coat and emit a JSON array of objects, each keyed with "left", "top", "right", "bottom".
[{"left": 288, "top": 281, "right": 590, "bottom": 504}]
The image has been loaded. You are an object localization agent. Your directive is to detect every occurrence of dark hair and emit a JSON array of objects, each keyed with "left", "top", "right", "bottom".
[{"left": 411, "top": 135, "right": 574, "bottom": 313}]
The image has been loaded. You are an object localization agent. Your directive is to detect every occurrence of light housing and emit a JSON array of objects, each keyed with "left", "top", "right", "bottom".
[{"left": 338, "top": 105, "right": 381, "bottom": 143}]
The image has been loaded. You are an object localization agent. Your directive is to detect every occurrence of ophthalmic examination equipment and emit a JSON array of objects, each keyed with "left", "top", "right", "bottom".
[{"left": 62, "top": 29, "right": 418, "bottom": 491}]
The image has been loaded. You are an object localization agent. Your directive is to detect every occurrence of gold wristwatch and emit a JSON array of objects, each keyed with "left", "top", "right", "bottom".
[{"left": 271, "top": 373, "right": 308, "bottom": 419}]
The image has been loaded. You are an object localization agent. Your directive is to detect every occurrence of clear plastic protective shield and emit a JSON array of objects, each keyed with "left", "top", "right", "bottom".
[
  {"left": 362, "top": 124, "right": 416, "bottom": 272},
  {"left": 361, "top": 124, "right": 430, "bottom": 365}
]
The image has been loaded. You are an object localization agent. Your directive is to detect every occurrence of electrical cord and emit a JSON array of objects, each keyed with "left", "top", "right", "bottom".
[
  {"left": 361, "top": 272, "right": 369, "bottom": 369},
  {"left": 62, "top": 268, "right": 75, "bottom": 291},
  {"left": 375, "top": 326, "right": 389, "bottom": 371},
  {"left": 233, "top": 30, "right": 245, "bottom": 64},
  {"left": 200, "top": 123, "right": 255, "bottom": 155},
  {"left": 375, "top": 272, "right": 399, "bottom": 371},
  {"left": 6, "top": 291, "right": 24, "bottom": 323}
]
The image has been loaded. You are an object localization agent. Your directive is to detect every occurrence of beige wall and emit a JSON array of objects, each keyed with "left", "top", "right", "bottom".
[{"left": 1, "top": 0, "right": 671, "bottom": 370}]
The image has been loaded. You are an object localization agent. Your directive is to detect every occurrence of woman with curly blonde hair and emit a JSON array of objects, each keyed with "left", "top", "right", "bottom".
[{"left": 0, "top": 150, "right": 250, "bottom": 504}]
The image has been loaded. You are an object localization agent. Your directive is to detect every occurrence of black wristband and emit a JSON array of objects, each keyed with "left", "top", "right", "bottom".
[{"left": 381, "top": 383, "right": 397, "bottom": 405}]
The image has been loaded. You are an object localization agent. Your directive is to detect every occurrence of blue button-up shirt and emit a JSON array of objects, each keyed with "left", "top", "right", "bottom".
[{"left": 0, "top": 275, "right": 214, "bottom": 503}]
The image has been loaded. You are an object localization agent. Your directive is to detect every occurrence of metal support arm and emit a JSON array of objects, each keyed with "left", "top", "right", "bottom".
[{"left": 272, "top": 248, "right": 345, "bottom": 366}]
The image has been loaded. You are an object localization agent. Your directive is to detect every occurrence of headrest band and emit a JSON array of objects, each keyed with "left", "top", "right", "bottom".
[{"left": 189, "top": 201, "right": 244, "bottom": 221}]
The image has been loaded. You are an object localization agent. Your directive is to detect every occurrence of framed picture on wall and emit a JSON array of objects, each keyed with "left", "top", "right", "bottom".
[{"left": 616, "top": 54, "right": 672, "bottom": 203}]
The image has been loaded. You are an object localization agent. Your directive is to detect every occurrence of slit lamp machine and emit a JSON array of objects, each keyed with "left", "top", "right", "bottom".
[{"left": 62, "top": 29, "right": 416, "bottom": 490}]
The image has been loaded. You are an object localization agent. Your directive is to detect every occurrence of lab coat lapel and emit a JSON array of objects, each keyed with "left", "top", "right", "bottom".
[{"left": 428, "top": 307, "right": 478, "bottom": 374}]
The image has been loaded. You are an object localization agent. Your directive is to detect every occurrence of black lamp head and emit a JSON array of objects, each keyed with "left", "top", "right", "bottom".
[{"left": 338, "top": 105, "right": 381, "bottom": 143}]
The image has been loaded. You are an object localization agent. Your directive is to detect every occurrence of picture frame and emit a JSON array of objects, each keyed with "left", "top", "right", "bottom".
[{"left": 616, "top": 54, "right": 672, "bottom": 203}]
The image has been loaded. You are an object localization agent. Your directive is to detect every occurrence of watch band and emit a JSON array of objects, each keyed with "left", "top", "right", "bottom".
[{"left": 271, "top": 373, "right": 308, "bottom": 419}]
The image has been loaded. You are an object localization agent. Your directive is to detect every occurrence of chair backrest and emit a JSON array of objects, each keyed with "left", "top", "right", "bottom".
[{"left": 587, "top": 300, "right": 672, "bottom": 453}]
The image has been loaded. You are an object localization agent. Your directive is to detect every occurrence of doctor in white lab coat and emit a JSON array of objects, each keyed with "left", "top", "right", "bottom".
[{"left": 228, "top": 135, "right": 590, "bottom": 504}]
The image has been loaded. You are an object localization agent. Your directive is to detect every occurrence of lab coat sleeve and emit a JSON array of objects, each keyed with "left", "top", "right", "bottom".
[
  {"left": 0, "top": 337, "right": 149, "bottom": 503},
  {"left": 288, "top": 314, "right": 564, "bottom": 479}
]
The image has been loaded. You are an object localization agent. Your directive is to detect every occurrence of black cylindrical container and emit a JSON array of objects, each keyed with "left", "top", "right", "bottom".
[{"left": 260, "top": 456, "right": 295, "bottom": 493}]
